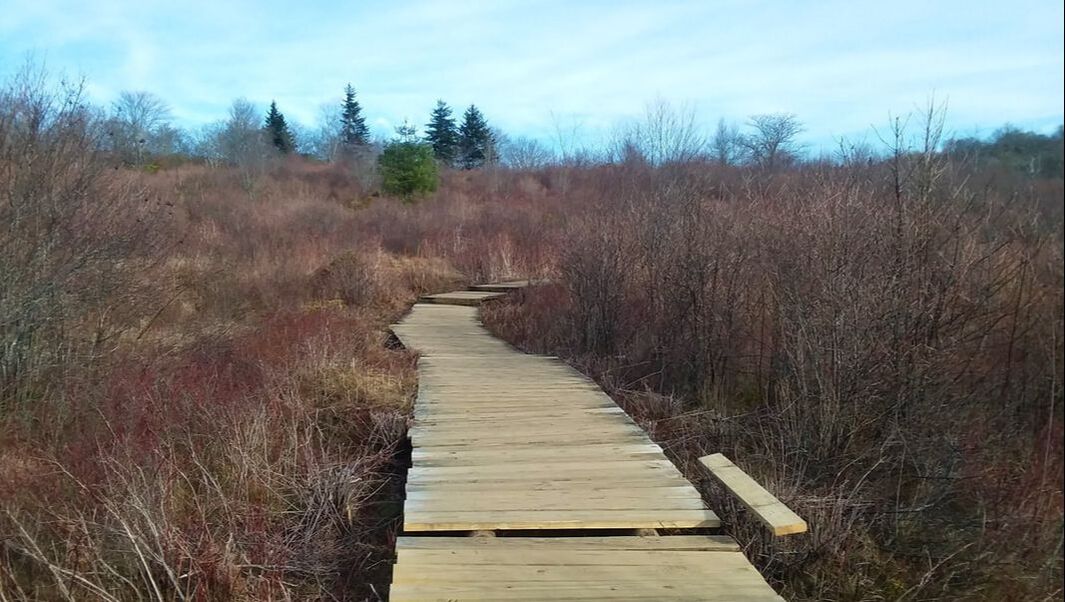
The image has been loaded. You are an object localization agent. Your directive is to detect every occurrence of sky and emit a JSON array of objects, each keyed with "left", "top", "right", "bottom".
[{"left": 2, "top": 0, "right": 1062, "bottom": 153}]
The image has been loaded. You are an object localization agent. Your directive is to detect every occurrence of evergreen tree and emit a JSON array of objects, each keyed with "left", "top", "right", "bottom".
[
  {"left": 424, "top": 100, "right": 459, "bottom": 167},
  {"left": 379, "top": 123, "right": 438, "bottom": 199},
  {"left": 339, "top": 84, "right": 369, "bottom": 155},
  {"left": 264, "top": 101, "right": 294, "bottom": 154},
  {"left": 395, "top": 119, "right": 418, "bottom": 142},
  {"left": 458, "top": 104, "right": 494, "bottom": 169}
]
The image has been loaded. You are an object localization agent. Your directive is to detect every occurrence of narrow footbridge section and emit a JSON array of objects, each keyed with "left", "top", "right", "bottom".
[{"left": 388, "top": 281, "right": 788, "bottom": 601}]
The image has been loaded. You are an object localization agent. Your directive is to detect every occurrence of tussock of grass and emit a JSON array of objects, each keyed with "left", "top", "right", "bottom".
[{"left": 300, "top": 362, "right": 414, "bottom": 411}]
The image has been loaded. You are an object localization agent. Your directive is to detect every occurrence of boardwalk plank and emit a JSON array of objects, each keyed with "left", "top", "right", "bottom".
[
  {"left": 403, "top": 508, "right": 720, "bottom": 531},
  {"left": 699, "top": 453, "right": 807, "bottom": 536},
  {"left": 395, "top": 302, "right": 711, "bottom": 531},
  {"left": 395, "top": 535, "right": 741, "bottom": 552},
  {"left": 389, "top": 536, "right": 782, "bottom": 600}
]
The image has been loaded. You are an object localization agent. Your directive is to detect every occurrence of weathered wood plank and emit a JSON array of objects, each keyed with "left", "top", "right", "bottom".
[
  {"left": 403, "top": 508, "right": 720, "bottom": 531},
  {"left": 698, "top": 453, "right": 807, "bottom": 536},
  {"left": 404, "top": 485, "right": 700, "bottom": 501},
  {"left": 391, "top": 563, "right": 758, "bottom": 584},
  {"left": 469, "top": 280, "right": 533, "bottom": 292},
  {"left": 404, "top": 496, "right": 708, "bottom": 512},
  {"left": 404, "top": 477, "right": 694, "bottom": 493},
  {"left": 411, "top": 444, "right": 665, "bottom": 466},
  {"left": 389, "top": 536, "right": 782, "bottom": 601},
  {"left": 418, "top": 291, "right": 506, "bottom": 306},
  {"left": 395, "top": 534, "right": 740, "bottom": 552},
  {"left": 391, "top": 585, "right": 782, "bottom": 602}
]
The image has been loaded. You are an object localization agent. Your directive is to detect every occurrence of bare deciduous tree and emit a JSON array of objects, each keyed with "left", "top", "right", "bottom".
[
  {"left": 613, "top": 99, "right": 706, "bottom": 166},
  {"left": 146, "top": 122, "right": 189, "bottom": 156},
  {"left": 710, "top": 117, "right": 743, "bottom": 166},
  {"left": 549, "top": 111, "right": 586, "bottom": 167},
  {"left": 1, "top": 65, "right": 169, "bottom": 408},
  {"left": 305, "top": 102, "right": 343, "bottom": 161},
  {"left": 218, "top": 98, "right": 271, "bottom": 179},
  {"left": 875, "top": 98, "right": 949, "bottom": 205},
  {"left": 501, "top": 136, "right": 554, "bottom": 170},
  {"left": 742, "top": 112, "right": 804, "bottom": 169},
  {"left": 835, "top": 136, "right": 878, "bottom": 167},
  {"left": 108, "top": 91, "right": 172, "bottom": 163}
]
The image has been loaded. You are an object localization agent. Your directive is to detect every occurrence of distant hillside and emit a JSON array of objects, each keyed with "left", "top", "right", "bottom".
[{"left": 947, "top": 124, "right": 1064, "bottom": 178}]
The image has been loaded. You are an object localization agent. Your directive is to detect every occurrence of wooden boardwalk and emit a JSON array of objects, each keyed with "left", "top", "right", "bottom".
[{"left": 389, "top": 284, "right": 784, "bottom": 600}]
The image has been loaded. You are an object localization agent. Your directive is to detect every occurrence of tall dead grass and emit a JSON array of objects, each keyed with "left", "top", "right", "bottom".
[
  {"left": 0, "top": 69, "right": 465, "bottom": 600},
  {"left": 2, "top": 308, "right": 415, "bottom": 600},
  {"left": 0, "top": 66, "right": 173, "bottom": 413},
  {"left": 4, "top": 64, "right": 1061, "bottom": 600},
  {"left": 482, "top": 129, "right": 1064, "bottom": 599}
]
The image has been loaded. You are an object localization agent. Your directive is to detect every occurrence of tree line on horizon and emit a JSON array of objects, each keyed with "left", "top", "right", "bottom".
[
  {"left": 97, "top": 83, "right": 1065, "bottom": 180},
  {"left": 257, "top": 86, "right": 496, "bottom": 169},
  {"left": 104, "top": 85, "right": 496, "bottom": 169}
]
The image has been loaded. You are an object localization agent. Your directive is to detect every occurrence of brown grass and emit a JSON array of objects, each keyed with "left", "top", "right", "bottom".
[
  {"left": 3, "top": 68, "right": 1061, "bottom": 601},
  {"left": 481, "top": 152, "right": 1064, "bottom": 600},
  {"left": 0, "top": 74, "right": 460, "bottom": 599}
]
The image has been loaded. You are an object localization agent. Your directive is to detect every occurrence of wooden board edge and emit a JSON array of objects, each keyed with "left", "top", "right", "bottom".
[{"left": 698, "top": 453, "right": 807, "bottom": 536}]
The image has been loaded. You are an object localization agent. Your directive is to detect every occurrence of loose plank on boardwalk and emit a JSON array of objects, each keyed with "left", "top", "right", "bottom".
[
  {"left": 699, "top": 453, "right": 808, "bottom": 536},
  {"left": 390, "top": 536, "right": 782, "bottom": 601}
]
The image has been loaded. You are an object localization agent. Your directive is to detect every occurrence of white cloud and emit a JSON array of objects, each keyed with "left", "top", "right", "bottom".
[{"left": 2, "top": 0, "right": 1061, "bottom": 146}]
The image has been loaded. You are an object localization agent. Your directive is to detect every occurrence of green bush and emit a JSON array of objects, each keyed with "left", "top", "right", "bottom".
[{"left": 378, "top": 141, "right": 438, "bottom": 199}]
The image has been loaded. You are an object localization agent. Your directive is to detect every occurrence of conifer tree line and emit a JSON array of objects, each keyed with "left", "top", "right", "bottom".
[
  {"left": 256, "top": 87, "right": 494, "bottom": 169},
  {"left": 424, "top": 101, "right": 495, "bottom": 168}
]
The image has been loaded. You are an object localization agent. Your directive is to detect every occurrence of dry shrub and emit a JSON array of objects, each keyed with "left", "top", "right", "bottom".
[
  {"left": 482, "top": 127, "right": 1064, "bottom": 599},
  {"left": 311, "top": 251, "right": 377, "bottom": 307},
  {"left": 0, "top": 66, "right": 172, "bottom": 410},
  {"left": 310, "top": 250, "right": 464, "bottom": 322},
  {"left": 1, "top": 308, "right": 412, "bottom": 601},
  {"left": 0, "top": 68, "right": 437, "bottom": 600},
  {"left": 386, "top": 255, "right": 465, "bottom": 298},
  {"left": 480, "top": 282, "right": 572, "bottom": 355},
  {"left": 352, "top": 169, "right": 566, "bottom": 283}
]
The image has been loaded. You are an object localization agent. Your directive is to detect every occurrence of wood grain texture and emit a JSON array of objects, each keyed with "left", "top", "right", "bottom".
[
  {"left": 392, "top": 300, "right": 719, "bottom": 532},
  {"left": 389, "top": 536, "right": 783, "bottom": 601},
  {"left": 699, "top": 453, "right": 807, "bottom": 536}
]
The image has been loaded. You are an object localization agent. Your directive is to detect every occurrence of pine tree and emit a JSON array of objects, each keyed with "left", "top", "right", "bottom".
[
  {"left": 395, "top": 120, "right": 418, "bottom": 143},
  {"left": 458, "top": 104, "right": 493, "bottom": 169},
  {"left": 424, "top": 100, "right": 458, "bottom": 167},
  {"left": 379, "top": 123, "right": 438, "bottom": 199},
  {"left": 339, "top": 84, "right": 369, "bottom": 155},
  {"left": 264, "top": 101, "right": 294, "bottom": 154}
]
